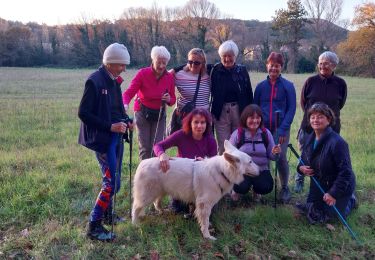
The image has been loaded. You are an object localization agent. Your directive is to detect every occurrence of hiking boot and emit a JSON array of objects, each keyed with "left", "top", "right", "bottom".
[
  {"left": 87, "top": 221, "right": 116, "bottom": 241},
  {"left": 294, "top": 180, "right": 304, "bottom": 193},
  {"left": 103, "top": 213, "right": 126, "bottom": 225},
  {"left": 279, "top": 186, "right": 291, "bottom": 203}
]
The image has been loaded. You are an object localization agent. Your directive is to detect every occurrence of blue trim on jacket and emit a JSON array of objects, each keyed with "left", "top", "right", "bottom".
[
  {"left": 254, "top": 75, "right": 296, "bottom": 136},
  {"left": 78, "top": 65, "right": 129, "bottom": 153}
]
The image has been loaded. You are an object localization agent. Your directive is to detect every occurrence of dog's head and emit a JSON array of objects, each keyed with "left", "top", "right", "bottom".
[{"left": 222, "top": 140, "right": 260, "bottom": 183}]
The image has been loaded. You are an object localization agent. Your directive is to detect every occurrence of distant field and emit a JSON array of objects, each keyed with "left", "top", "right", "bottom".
[{"left": 0, "top": 67, "right": 374, "bottom": 258}]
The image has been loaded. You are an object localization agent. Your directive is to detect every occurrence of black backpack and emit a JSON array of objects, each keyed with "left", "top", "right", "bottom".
[{"left": 236, "top": 127, "right": 269, "bottom": 151}]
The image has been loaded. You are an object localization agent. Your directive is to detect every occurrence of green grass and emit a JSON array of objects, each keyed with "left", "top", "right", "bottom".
[{"left": 0, "top": 67, "right": 374, "bottom": 258}]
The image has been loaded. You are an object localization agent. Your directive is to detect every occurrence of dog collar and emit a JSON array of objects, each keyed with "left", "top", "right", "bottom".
[{"left": 220, "top": 172, "right": 230, "bottom": 184}]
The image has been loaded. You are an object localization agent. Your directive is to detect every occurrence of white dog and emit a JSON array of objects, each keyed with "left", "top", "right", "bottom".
[{"left": 132, "top": 140, "right": 259, "bottom": 240}]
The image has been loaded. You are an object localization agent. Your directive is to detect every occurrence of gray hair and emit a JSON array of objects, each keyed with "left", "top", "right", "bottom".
[
  {"left": 319, "top": 51, "right": 339, "bottom": 66},
  {"left": 151, "top": 46, "right": 170, "bottom": 62},
  {"left": 218, "top": 40, "right": 239, "bottom": 58}
]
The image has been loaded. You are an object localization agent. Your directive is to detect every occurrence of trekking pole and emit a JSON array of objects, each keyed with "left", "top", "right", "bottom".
[
  {"left": 112, "top": 131, "right": 124, "bottom": 241},
  {"left": 287, "top": 143, "right": 361, "bottom": 244},
  {"left": 273, "top": 110, "right": 281, "bottom": 208},
  {"left": 150, "top": 90, "right": 168, "bottom": 158},
  {"left": 128, "top": 128, "right": 133, "bottom": 218}
]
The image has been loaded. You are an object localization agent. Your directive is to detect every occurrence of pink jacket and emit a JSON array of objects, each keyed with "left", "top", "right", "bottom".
[{"left": 122, "top": 66, "right": 176, "bottom": 111}]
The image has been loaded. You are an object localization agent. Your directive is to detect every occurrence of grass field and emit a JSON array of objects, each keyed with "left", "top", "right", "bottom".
[{"left": 0, "top": 67, "right": 374, "bottom": 259}]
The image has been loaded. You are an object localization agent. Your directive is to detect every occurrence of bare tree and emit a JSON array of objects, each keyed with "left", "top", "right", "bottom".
[
  {"left": 181, "top": 0, "right": 221, "bottom": 49},
  {"left": 303, "top": 0, "right": 344, "bottom": 50}
]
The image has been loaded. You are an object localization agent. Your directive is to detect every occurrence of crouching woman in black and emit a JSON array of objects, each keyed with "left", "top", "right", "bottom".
[{"left": 297, "top": 102, "right": 356, "bottom": 223}]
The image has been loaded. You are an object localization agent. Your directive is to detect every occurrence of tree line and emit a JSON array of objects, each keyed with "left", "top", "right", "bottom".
[{"left": 0, "top": 0, "right": 373, "bottom": 77}]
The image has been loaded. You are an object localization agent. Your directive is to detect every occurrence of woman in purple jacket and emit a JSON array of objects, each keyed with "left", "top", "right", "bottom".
[
  {"left": 153, "top": 108, "right": 217, "bottom": 213},
  {"left": 229, "top": 104, "right": 280, "bottom": 202}
]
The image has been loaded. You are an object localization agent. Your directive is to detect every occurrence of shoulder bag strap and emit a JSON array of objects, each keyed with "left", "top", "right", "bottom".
[{"left": 192, "top": 72, "right": 202, "bottom": 107}]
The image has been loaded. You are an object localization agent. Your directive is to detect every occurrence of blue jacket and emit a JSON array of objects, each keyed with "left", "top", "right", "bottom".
[
  {"left": 297, "top": 127, "right": 356, "bottom": 199},
  {"left": 78, "top": 65, "right": 129, "bottom": 153},
  {"left": 254, "top": 75, "right": 296, "bottom": 136}
]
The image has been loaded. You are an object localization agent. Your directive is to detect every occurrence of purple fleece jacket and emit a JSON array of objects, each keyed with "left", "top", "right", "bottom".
[{"left": 229, "top": 127, "right": 276, "bottom": 171}]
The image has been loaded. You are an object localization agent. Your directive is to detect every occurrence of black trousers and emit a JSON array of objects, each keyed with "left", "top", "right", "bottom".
[{"left": 233, "top": 170, "right": 274, "bottom": 195}]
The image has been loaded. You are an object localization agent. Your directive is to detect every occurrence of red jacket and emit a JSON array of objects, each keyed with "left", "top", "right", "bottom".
[{"left": 122, "top": 66, "right": 176, "bottom": 111}]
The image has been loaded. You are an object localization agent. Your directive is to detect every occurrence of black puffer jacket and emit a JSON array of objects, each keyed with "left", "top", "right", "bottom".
[{"left": 297, "top": 127, "right": 355, "bottom": 199}]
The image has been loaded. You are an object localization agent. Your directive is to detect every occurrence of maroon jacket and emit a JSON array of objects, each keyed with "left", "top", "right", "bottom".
[{"left": 300, "top": 73, "right": 347, "bottom": 134}]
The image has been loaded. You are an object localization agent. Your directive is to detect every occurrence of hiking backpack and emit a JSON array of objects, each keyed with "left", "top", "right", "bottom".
[{"left": 236, "top": 127, "right": 269, "bottom": 150}]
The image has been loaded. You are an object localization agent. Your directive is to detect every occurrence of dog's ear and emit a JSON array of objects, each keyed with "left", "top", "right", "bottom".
[
  {"left": 224, "top": 140, "right": 236, "bottom": 152},
  {"left": 223, "top": 152, "right": 240, "bottom": 166}
]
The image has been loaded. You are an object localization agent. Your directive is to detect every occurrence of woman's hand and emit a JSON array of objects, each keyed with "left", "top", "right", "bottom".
[
  {"left": 271, "top": 144, "right": 281, "bottom": 155},
  {"left": 323, "top": 193, "right": 336, "bottom": 206},
  {"left": 159, "top": 153, "right": 170, "bottom": 173},
  {"left": 161, "top": 92, "right": 171, "bottom": 104},
  {"left": 299, "top": 165, "right": 315, "bottom": 176},
  {"left": 195, "top": 156, "right": 204, "bottom": 161}
]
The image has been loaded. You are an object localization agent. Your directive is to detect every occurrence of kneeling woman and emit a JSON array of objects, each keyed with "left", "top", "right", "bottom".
[
  {"left": 229, "top": 104, "right": 280, "bottom": 201},
  {"left": 297, "top": 102, "right": 356, "bottom": 223},
  {"left": 153, "top": 108, "right": 217, "bottom": 213}
]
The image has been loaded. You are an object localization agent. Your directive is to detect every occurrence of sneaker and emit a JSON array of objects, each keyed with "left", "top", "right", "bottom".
[
  {"left": 87, "top": 221, "right": 115, "bottom": 241},
  {"left": 103, "top": 213, "right": 125, "bottom": 225},
  {"left": 279, "top": 186, "right": 291, "bottom": 203},
  {"left": 294, "top": 180, "right": 304, "bottom": 193}
]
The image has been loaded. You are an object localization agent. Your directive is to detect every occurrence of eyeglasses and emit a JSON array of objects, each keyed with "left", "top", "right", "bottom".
[{"left": 188, "top": 60, "right": 202, "bottom": 66}]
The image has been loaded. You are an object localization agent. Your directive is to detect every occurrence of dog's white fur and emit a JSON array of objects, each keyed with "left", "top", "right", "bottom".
[{"left": 132, "top": 140, "right": 259, "bottom": 240}]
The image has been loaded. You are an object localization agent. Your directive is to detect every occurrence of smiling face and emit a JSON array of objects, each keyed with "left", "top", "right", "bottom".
[
  {"left": 220, "top": 52, "right": 236, "bottom": 69},
  {"left": 246, "top": 113, "right": 262, "bottom": 133},
  {"left": 187, "top": 53, "right": 204, "bottom": 74},
  {"left": 310, "top": 112, "right": 330, "bottom": 133},
  {"left": 152, "top": 57, "right": 168, "bottom": 76},
  {"left": 267, "top": 62, "right": 282, "bottom": 80},
  {"left": 318, "top": 58, "right": 336, "bottom": 77},
  {"left": 191, "top": 114, "right": 207, "bottom": 139}
]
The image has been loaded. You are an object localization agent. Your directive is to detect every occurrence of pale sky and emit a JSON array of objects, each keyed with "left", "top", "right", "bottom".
[{"left": 0, "top": 0, "right": 365, "bottom": 26}]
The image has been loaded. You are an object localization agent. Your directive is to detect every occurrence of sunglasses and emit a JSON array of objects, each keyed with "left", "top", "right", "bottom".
[{"left": 188, "top": 60, "right": 202, "bottom": 66}]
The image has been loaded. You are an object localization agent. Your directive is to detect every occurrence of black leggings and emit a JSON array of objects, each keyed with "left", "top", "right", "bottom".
[{"left": 233, "top": 170, "right": 274, "bottom": 195}]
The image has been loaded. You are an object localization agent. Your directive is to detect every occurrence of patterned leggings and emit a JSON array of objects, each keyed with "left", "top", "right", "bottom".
[{"left": 90, "top": 133, "right": 123, "bottom": 222}]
